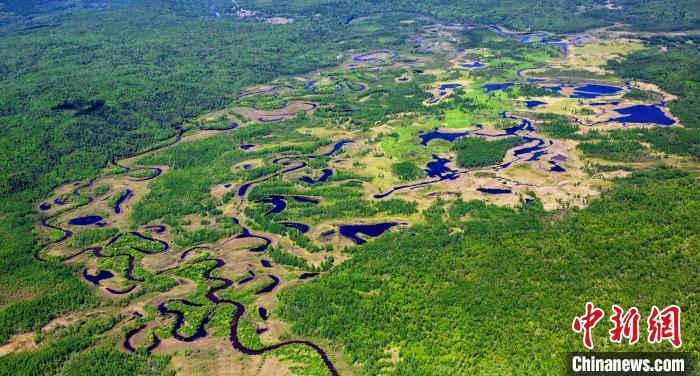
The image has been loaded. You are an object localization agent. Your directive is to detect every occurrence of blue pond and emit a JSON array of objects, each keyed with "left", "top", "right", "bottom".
[
  {"left": 513, "top": 137, "right": 546, "bottom": 157},
  {"left": 525, "top": 100, "right": 546, "bottom": 109},
  {"left": 346, "top": 82, "right": 366, "bottom": 91},
  {"left": 40, "top": 203, "right": 51, "bottom": 211},
  {"left": 477, "top": 188, "right": 512, "bottom": 195},
  {"left": 69, "top": 215, "right": 104, "bottom": 226},
  {"left": 113, "top": 189, "right": 133, "bottom": 214},
  {"left": 261, "top": 259, "right": 272, "bottom": 267},
  {"left": 299, "top": 272, "right": 320, "bottom": 280},
  {"left": 239, "top": 271, "right": 255, "bottom": 284},
  {"left": 575, "top": 84, "right": 620, "bottom": 94},
  {"left": 238, "top": 183, "right": 252, "bottom": 196},
  {"left": 591, "top": 101, "right": 621, "bottom": 106},
  {"left": 240, "top": 144, "right": 256, "bottom": 150},
  {"left": 528, "top": 151, "right": 548, "bottom": 161},
  {"left": 519, "top": 32, "right": 549, "bottom": 43},
  {"left": 255, "top": 275, "right": 280, "bottom": 295},
  {"left": 280, "top": 222, "right": 310, "bottom": 234},
  {"left": 304, "top": 80, "right": 317, "bottom": 90},
  {"left": 258, "top": 307, "right": 268, "bottom": 320},
  {"left": 145, "top": 225, "right": 167, "bottom": 234},
  {"left": 339, "top": 222, "right": 398, "bottom": 245},
  {"left": 483, "top": 82, "right": 515, "bottom": 93},
  {"left": 259, "top": 195, "right": 286, "bottom": 214},
  {"left": 610, "top": 105, "right": 675, "bottom": 126},
  {"left": 483, "top": 113, "right": 536, "bottom": 137},
  {"left": 83, "top": 269, "right": 114, "bottom": 286},
  {"left": 461, "top": 62, "right": 486, "bottom": 69},
  {"left": 438, "top": 83, "right": 462, "bottom": 90},
  {"left": 419, "top": 129, "right": 468, "bottom": 146},
  {"left": 300, "top": 169, "right": 333, "bottom": 184},
  {"left": 425, "top": 154, "right": 455, "bottom": 178},
  {"left": 548, "top": 161, "right": 566, "bottom": 172},
  {"left": 292, "top": 196, "right": 320, "bottom": 204},
  {"left": 157, "top": 300, "right": 209, "bottom": 342},
  {"left": 570, "top": 84, "right": 621, "bottom": 99},
  {"left": 570, "top": 92, "right": 603, "bottom": 99},
  {"left": 321, "top": 140, "right": 354, "bottom": 157}
]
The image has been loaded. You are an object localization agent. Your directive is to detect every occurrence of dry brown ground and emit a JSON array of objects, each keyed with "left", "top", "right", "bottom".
[{"left": 0, "top": 333, "right": 36, "bottom": 357}]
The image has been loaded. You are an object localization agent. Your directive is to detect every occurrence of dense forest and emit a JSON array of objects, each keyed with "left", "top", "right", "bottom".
[
  {"left": 452, "top": 137, "right": 524, "bottom": 168},
  {"left": 0, "top": 0, "right": 412, "bottom": 348},
  {"left": 239, "top": 0, "right": 700, "bottom": 33},
  {"left": 279, "top": 168, "right": 699, "bottom": 374},
  {"left": 602, "top": 35, "right": 700, "bottom": 161}
]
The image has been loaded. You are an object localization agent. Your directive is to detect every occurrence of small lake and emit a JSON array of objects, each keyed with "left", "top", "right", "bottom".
[
  {"left": 239, "top": 271, "right": 255, "bottom": 284},
  {"left": 291, "top": 196, "right": 320, "bottom": 204},
  {"left": 513, "top": 137, "right": 546, "bottom": 157},
  {"left": 299, "top": 272, "right": 320, "bottom": 280},
  {"left": 525, "top": 100, "right": 546, "bottom": 109},
  {"left": 113, "top": 189, "right": 133, "bottom": 214},
  {"left": 238, "top": 183, "right": 253, "bottom": 196},
  {"left": 425, "top": 154, "right": 455, "bottom": 178},
  {"left": 258, "top": 307, "right": 268, "bottom": 320},
  {"left": 477, "top": 188, "right": 512, "bottom": 195},
  {"left": 460, "top": 62, "right": 486, "bottom": 69},
  {"left": 548, "top": 161, "right": 566, "bottom": 172},
  {"left": 83, "top": 269, "right": 113, "bottom": 286},
  {"left": 609, "top": 105, "right": 675, "bottom": 125},
  {"left": 590, "top": 101, "right": 620, "bottom": 106},
  {"left": 255, "top": 275, "right": 280, "bottom": 294},
  {"left": 300, "top": 169, "right": 333, "bottom": 184},
  {"left": 438, "top": 83, "right": 462, "bottom": 90},
  {"left": 69, "top": 215, "right": 104, "bottom": 226},
  {"left": 339, "top": 222, "right": 398, "bottom": 245},
  {"left": 280, "top": 222, "right": 310, "bottom": 234},
  {"left": 346, "top": 82, "right": 366, "bottom": 91},
  {"left": 258, "top": 195, "right": 286, "bottom": 214},
  {"left": 304, "top": 80, "right": 317, "bottom": 90},
  {"left": 527, "top": 151, "right": 548, "bottom": 161},
  {"left": 419, "top": 129, "right": 468, "bottom": 146},
  {"left": 321, "top": 140, "right": 354, "bottom": 157},
  {"left": 570, "top": 84, "right": 621, "bottom": 99},
  {"left": 519, "top": 32, "right": 549, "bottom": 43},
  {"left": 483, "top": 82, "right": 515, "bottom": 93}
]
